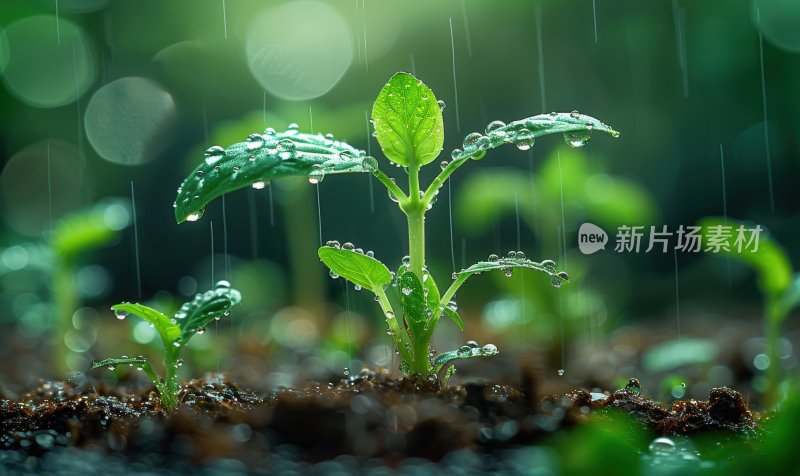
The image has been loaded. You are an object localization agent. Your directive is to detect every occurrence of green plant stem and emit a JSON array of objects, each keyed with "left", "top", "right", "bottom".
[
  {"left": 161, "top": 345, "right": 181, "bottom": 411},
  {"left": 765, "top": 301, "right": 783, "bottom": 409},
  {"left": 422, "top": 154, "right": 473, "bottom": 203},
  {"left": 405, "top": 166, "right": 425, "bottom": 278},
  {"left": 372, "top": 168, "right": 408, "bottom": 202},
  {"left": 53, "top": 261, "right": 77, "bottom": 376},
  {"left": 411, "top": 332, "right": 432, "bottom": 375}
]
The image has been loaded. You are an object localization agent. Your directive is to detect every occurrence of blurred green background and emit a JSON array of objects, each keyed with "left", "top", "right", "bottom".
[{"left": 0, "top": 0, "right": 798, "bottom": 404}]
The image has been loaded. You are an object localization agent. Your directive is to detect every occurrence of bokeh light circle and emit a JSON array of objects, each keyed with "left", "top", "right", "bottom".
[
  {"left": 0, "top": 15, "right": 95, "bottom": 108},
  {"left": 84, "top": 77, "right": 177, "bottom": 166},
  {"left": 753, "top": 0, "right": 800, "bottom": 53},
  {"left": 246, "top": 1, "right": 353, "bottom": 101},
  {"left": 0, "top": 140, "right": 86, "bottom": 236}
]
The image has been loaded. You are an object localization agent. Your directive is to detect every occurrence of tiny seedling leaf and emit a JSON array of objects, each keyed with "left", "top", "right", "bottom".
[
  {"left": 455, "top": 112, "right": 618, "bottom": 160},
  {"left": 443, "top": 307, "right": 464, "bottom": 332},
  {"left": 398, "top": 270, "right": 427, "bottom": 335},
  {"left": 698, "top": 217, "right": 792, "bottom": 300},
  {"left": 318, "top": 246, "right": 392, "bottom": 293},
  {"left": 432, "top": 343, "right": 499, "bottom": 376},
  {"left": 175, "top": 281, "right": 242, "bottom": 343},
  {"left": 371, "top": 72, "right": 443, "bottom": 168},
  {"left": 111, "top": 302, "right": 181, "bottom": 348},
  {"left": 455, "top": 257, "right": 568, "bottom": 285},
  {"left": 91, "top": 356, "right": 160, "bottom": 387},
  {"left": 174, "top": 129, "right": 377, "bottom": 223},
  {"left": 50, "top": 198, "right": 131, "bottom": 261}
]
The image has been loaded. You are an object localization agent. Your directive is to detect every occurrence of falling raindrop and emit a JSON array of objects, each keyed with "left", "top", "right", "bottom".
[
  {"left": 557, "top": 369, "right": 565, "bottom": 376},
  {"left": 449, "top": 17, "right": 461, "bottom": 131}
]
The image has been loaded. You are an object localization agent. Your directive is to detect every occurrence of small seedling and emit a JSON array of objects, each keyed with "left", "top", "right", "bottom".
[
  {"left": 91, "top": 281, "right": 241, "bottom": 411},
  {"left": 173, "top": 72, "right": 618, "bottom": 383},
  {"left": 700, "top": 217, "right": 800, "bottom": 408}
]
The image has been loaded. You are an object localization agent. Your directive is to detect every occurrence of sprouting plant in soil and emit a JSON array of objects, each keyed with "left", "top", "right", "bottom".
[
  {"left": 0, "top": 198, "right": 131, "bottom": 374},
  {"left": 173, "top": 72, "right": 618, "bottom": 383},
  {"left": 90, "top": 281, "right": 241, "bottom": 411},
  {"left": 700, "top": 216, "right": 800, "bottom": 408}
]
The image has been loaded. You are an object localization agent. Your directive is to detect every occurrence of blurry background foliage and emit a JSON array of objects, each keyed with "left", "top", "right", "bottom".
[{"left": 0, "top": 0, "right": 798, "bottom": 396}]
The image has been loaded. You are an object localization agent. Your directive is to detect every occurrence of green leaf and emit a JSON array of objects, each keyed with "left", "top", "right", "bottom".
[
  {"left": 318, "top": 246, "right": 392, "bottom": 293},
  {"left": 422, "top": 270, "right": 440, "bottom": 317},
  {"left": 111, "top": 302, "right": 181, "bottom": 348},
  {"left": 175, "top": 281, "right": 242, "bottom": 343},
  {"left": 780, "top": 274, "right": 800, "bottom": 315},
  {"left": 443, "top": 307, "right": 464, "bottom": 332},
  {"left": 432, "top": 343, "right": 499, "bottom": 375},
  {"left": 91, "top": 356, "right": 160, "bottom": 388},
  {"left": 454, "top": 112, "right": 619, "bottom": 160},
  {"left": 642, "top": 338, "right": 718, "bottom": 373},
  {"left": 371, "top": 72, "right": 444, "bottom": 168},
  {"left": 698, "top": 217, "right": 792, "bottom": 299},
  {"left": 174, "top": 128, "right": 378, "bottom": 223},
  {"left": 50, "top": 198, "right": 131, "bottom": 261},
  {"left": 455, "top": 256, "right": 568, "bottom": 286},
  {"left": 398, "top": 270, "right": 427, "bottom": 335}
]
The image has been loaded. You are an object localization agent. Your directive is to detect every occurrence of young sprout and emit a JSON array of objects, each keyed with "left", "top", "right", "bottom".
[
  {"left": 173, "top": 72, "right": 618, "bottom": 384},
  {"left": 91, "top": 281, "right": 241, "bottom": 411},
  {"left": 700, "top": 217, "right": 800, "bottom": 408}
]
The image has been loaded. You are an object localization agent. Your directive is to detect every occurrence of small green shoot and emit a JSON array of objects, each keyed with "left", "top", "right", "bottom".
[
  {"left": 174, "top": 72, "right": 618, "bottom": 383},
  {"left": 91, "top": 281, "right": 241, "bottom": 411},
  {"left": 700, "top": 216, "right": 800, "bottom": 408}
]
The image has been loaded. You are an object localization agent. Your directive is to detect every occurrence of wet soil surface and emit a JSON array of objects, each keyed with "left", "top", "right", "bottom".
[{"left": 0, "top": 374, "right": 757, "bottom": 474}]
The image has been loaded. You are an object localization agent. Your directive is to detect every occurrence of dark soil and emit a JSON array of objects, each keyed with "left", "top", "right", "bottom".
[{"left": 0, "top": 372, "right": 757, "bottom": 470}]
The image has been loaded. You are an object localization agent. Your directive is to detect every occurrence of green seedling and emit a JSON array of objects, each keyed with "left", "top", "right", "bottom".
[
  {"left": 700, "top": 217, "right": 800, "bottom": 408},
  {"left": 0, "top": 198, "right": 131, "bottom": 374},
  {"left": 91, "top": 281, "right": 241, "bottom": 411},
  {"left": 173, "top": 72, "right": 618, "bottom": 383}
]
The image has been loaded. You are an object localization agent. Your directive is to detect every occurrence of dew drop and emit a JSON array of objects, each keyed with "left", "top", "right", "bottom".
[
  {"left": 175, "top": 359, "right": 184, "bottom": 368},
  {"left": 481, "top": 343, "right": 498, "bottom": 355},
  {"left": 342, "top": 242, "right": 355, "bottom": 251},
  {"left": 186, "top": 207, "right": 205, "bottom": 222},
  {"left": 203, "top": 146, "right": 225, "bottom": 165},
  {"left": 564, "top": 131, "right": 592, "bottom": 148},
  {"left": 557, "top": 271, "right": 570, "bottom": 281},
  {"left": 437, "top": 99, "right": 446, "bottom": 111},
  {"left": 216, "top": 280, "right": 231, "bottom": 289},
  {"left": 466, "top": 340, "right": 479, "bottom": 348},
  {"left": 625, "top": 378, "right": 642, "bottom": 396},
  {"left": 440, "top": 160, "right": 449, "bottom": 170},
  {"left": 114, "top": 309, "right": 129, "bottom": 320},
  {"left": 551, "top": 277, "right": 563, "bottom": 288},
  {"left": 251, "top": 181, "right": 267, "bottom": 190},
  {"left": 329, "top": 270, "right": 339, "bottom": 279},
  {"left": 648, "top": 437, "right": 676, "bottom": 454},
  {"left": 570, "top": 110, "right": 580, "bottom": 118},
  {"left": 286, "top": 123, "right": 300, "bottom": 134},
  {"left": 343, "top": 367, "right": 351, "bottom": 376},
  {"left": 451, "top": 149, "right": 462, "bottom": 160},
  {"left": 557, "top": 369, "right": 565, "bottom": 376},
  {"left": 487, "top": 253, "right": 499, "bottom": 262},
  {"left": 485, "top": 120, "right": 506, "bottom": 134},
  {"left": 462, "top": 132, "right": 482, "bottom": 149},
  {"left": 457, "top": 345, "right": 471, "bottom": 357},
  {"left": 384, "top": 311, "right": 395, "bottom": 320},
  {"left": 264, "top": 127, "right": 276, "bottom": 135},
  {"left": 246, "top": 133, "right": 264, "bottom": 150}
]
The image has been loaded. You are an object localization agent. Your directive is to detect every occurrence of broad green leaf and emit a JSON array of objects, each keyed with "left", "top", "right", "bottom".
[
  {"left": 432, "top": 343, "right": 499, "bottom": 375},
  {"left": 51, "top": 198, "right": 131, "bottom": 261},
  {"left": 175, "top": 281, "right": 242, "bottom": 343},
  {"left": 174, "top": 128, "right": 378, "bottom": 223},
  {"left": 318, "top": 246, "right": 392, "bottom": 293},
  {"left": 91, "top": 356, "right": 159, "bottom": 386},
  {"left": 443, "top": 307, "right": 464, "bottom": 332},
  {"left": 698, "top": 217, "right": 792, "bottom": 299},
  {"left": 398, "top": 270, "right": 427, "bottom": 335},
  {"left": 455, "top": 256, "right": 568, "bottom": 286},
  {"left": 454, "top": 112, "right": 618, "bottom": 161},
  {"left": 371, "top": 72, "right": 443, "bottom": 167},
  {"left": 111, "top": 302, "right": 181, "bottom": 348}
]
